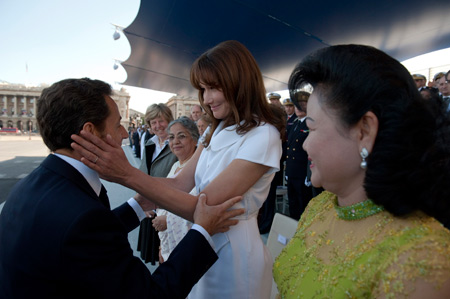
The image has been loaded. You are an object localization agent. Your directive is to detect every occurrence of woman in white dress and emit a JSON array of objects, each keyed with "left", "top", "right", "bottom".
[{"left": 71, "top": 40, "right": 286, "bottom": 298}]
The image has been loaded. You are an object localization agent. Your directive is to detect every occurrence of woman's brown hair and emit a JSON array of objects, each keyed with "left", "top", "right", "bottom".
[{"left": 190, "top": 40, "right": 285, "bottom": 146}]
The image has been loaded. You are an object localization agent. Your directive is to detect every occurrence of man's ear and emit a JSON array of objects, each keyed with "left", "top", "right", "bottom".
[
  {"left": 357, "top": 111, "right": 378, "bottom": 153},
  {"left": 82, "top": 122, "right": 96, "bottom": 134}
]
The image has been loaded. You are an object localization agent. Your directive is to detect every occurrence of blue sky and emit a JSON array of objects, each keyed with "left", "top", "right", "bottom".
[{"left": 0, "top": 0, "right": 174, "bottom": 113}]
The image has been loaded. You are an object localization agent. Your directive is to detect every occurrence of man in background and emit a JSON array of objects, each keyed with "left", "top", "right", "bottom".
[
  {"left": 441, "top": 71, "right": 450, "bottom": 111},
  {"left": 267, "top": 92, "right": 282, "bottom": 107},
  {"left": 283, "top": 98, "right": 297, "bottom": 137},
  {"left": 438, "top": 73, "right": 450, "bottom": 102},
  {"left": 285, "top": 91, "right": 313, "bottom": 220},
  {"left": 190, "top": 104, "right": 203, "bottom": 122},
  {"left": 140, "top": 124, "right": 152, "bottom": 159},
  {"left": 412, "top": 74, "right": 427, "bottom": 91},
  {"left": 258, "top": 92, "right": 285, "bottom": 233},
  {"left": 132, "top": 125, "right": 141, "bottom": 158}
]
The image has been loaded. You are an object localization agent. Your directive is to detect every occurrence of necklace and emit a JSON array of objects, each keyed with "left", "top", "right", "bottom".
[
  {"left": 178, "top": 160, "right": 189, "bottom": 169},
  {"left": 175, "top": 155, "right": 194, "bottom": 174},
  {"left": 334, "top": 198, "right": 385, "bottom": 220}
]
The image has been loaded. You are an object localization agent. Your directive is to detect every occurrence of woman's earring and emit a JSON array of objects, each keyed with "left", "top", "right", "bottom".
[{"left": 360, "top": 147, "right": 368, "bottom": 169}]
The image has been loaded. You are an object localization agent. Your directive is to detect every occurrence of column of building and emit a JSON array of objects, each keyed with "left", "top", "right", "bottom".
[
  {"left": 32, "top": 97, "right": 36, "bottom": 116},
  {"left": 2, "top": 96, "right": 6, "bottom": 115},
  {"left": 12, "top": 96, "right": 17, "bottom": 116},
  {"left": 22, "top": 96, "right": 27, "bottom": 115}
]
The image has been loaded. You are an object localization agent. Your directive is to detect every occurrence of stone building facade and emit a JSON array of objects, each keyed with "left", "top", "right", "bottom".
[
  {"left": 0, "top": 83, "right": 42, "bottom": 132},
  {"left": 113, "top": 88, "right": 131, "bottom": 129},
  {"left": 166, "top": 95, "right": 201, "bottom": 119},
  {"left": 0, "top": 83, "right": 130, "bottom": 133}
]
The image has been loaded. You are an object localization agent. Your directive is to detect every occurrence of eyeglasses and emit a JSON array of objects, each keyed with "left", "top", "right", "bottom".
[{"left": 168, "top": 133, "right": 189, "bottom": 142}]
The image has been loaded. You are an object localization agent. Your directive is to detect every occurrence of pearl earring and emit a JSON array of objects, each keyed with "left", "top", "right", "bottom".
[{"left": 360, "top": 147, "right": 368, "bottom": 169}]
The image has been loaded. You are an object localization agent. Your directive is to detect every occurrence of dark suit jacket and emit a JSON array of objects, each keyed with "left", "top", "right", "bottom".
[
  {"left": 285, "top": 118, "right": 309, "bottom": 180},
  {"left": 286, "top": 113, "right": 298, "bottom": 137},
  {"left": 133, "top": 131, "right": 141, "bottom": 157},
  {"left": 281, "top": 113, "right": 298, "bottom": 167},
  {"left": 0, "top": 154, "right": 217, "bottom": 298},
  {"left": 143, "top": 129, "right": 153, "bottom": 143}
]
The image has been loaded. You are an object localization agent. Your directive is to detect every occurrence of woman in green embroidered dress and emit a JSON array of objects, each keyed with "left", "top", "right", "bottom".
[{"left": 273, "top": 45, "right": 450, "bottom": 298}]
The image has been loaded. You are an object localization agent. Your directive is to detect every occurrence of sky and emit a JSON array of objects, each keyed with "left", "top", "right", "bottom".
[
  {"left": 0, "top": 0, "right": 175, "bottom": 113},
  {"left": 1, "top": 1, "right": 449, "bottom": 113}
]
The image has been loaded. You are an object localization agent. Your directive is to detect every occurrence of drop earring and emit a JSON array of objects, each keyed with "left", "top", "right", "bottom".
[{"left": 360, "top": 147, "right": 368, "bottom": 169}]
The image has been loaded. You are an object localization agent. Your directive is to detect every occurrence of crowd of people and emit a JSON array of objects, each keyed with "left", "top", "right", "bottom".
[
  {"left": 1, "top": 40, "right": 449, "bottom": 298},
  {"left": 413, "top": 72, "right": 450, "bottom": 111}
]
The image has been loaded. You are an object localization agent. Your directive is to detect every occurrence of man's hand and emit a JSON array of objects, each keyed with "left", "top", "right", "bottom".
[
  {"left": 71, "top": 131, "right": 134, "bottom": 184},
  {"left": 194, "top": 193, "right": 244, "bottom": 236}
]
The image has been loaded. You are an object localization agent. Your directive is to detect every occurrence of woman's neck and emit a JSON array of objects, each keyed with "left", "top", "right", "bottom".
[
  {"left": 158, "top": 135, "right": 167, "bottom": 145},
  {"left": 336, "top": 186, "right": 367, "bottom": 207},
  {"left": 178, "top": 152, "right": 195, "bottom": 167}
]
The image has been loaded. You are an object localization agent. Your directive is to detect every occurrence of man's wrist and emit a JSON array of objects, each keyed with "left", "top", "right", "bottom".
[
  {"left": 127, "top": 197, "right": 146, "bottom": 221},
  {"left": 191, "top": 224, "right": 215, "bottom": 250}
]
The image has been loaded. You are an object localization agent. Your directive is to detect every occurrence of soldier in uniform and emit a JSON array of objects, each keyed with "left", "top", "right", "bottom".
[
  {"left": 267, "top": 92, "right": 283, "bottom": 107},
  {"left": 258, "top": 92, "right": 285, "bottom": 233},
  {"left": 285, "top": 91, "right": 312, "bottom": 220},
  {"left": 283, "top": 98, "right": 297, "bottom": 136}
]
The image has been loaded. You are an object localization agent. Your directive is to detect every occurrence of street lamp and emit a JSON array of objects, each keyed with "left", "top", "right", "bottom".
[{"left": 111, "top": 23, "right": 124, "bottom": 41}]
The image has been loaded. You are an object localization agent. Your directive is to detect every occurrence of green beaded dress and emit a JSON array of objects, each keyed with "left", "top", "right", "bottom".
[{"left": 273, "top": 191, "right": 450, "bottom": 298}]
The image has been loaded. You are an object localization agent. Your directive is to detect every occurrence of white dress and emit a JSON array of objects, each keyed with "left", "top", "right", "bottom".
[
  {"left": 156, "top": 161, "right": 193, "bottom": 261},
  {"left": 188, "top": 121, "right": 282, "bottom": 299}
]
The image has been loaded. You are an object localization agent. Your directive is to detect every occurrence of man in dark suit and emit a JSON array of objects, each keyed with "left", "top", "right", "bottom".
[
  {"left": 133, "top": 126, "right": 141, "bottom": 158},
  {"left": 445, "top": 71, "right": 450, "bottom": 112},
  {"left": 0, "top": 78, "right": 242, "bottom": 298},
  {"left": 258, "top": 93, "right": 287, "bottom": 233},
  {"left": 283, "top": 98, "right": 298, "bottom": 136},
  {"left": 285, "top": 91, "right": 313, "bottom": 220},
  {"left": 438, "top": 71, "right": 450, "bottom": 112}
]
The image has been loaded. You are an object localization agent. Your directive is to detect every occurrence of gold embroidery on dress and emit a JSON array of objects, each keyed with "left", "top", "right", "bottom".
[{"left": 274, "top": 191, "right": 450, "bottom": 298}]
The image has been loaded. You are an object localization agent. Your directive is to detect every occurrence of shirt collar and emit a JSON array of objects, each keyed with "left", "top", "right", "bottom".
[
  {"left": 53, "top": 153, "right": 102, "bottom": 196},
  {"left": 151, "top": 134, "right": 168, "bottom": 148},
  {"left": 294, "top": 116, "right": 307, "bottom": 123}
]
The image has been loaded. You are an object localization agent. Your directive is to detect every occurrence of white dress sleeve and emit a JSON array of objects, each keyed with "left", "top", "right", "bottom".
[{"left": 235, "top": 123, "right": 282, "bottom": 174}]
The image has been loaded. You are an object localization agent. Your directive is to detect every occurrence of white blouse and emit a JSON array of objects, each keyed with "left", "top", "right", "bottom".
[
  {"left": 195, "top": 121, "right": 282, "bottom": 218},
  {"left": 156, "top": 161, "right": 194, "bottom": 261}
]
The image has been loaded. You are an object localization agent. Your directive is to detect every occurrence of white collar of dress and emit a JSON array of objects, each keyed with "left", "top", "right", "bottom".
[{"left": 207, "top": 120, "right": 245, "bottom": 151}]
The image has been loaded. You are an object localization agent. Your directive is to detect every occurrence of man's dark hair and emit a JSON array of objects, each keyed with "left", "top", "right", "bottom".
[{"left": 37, "top": 78, "right": 112, "bottom": 151}]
